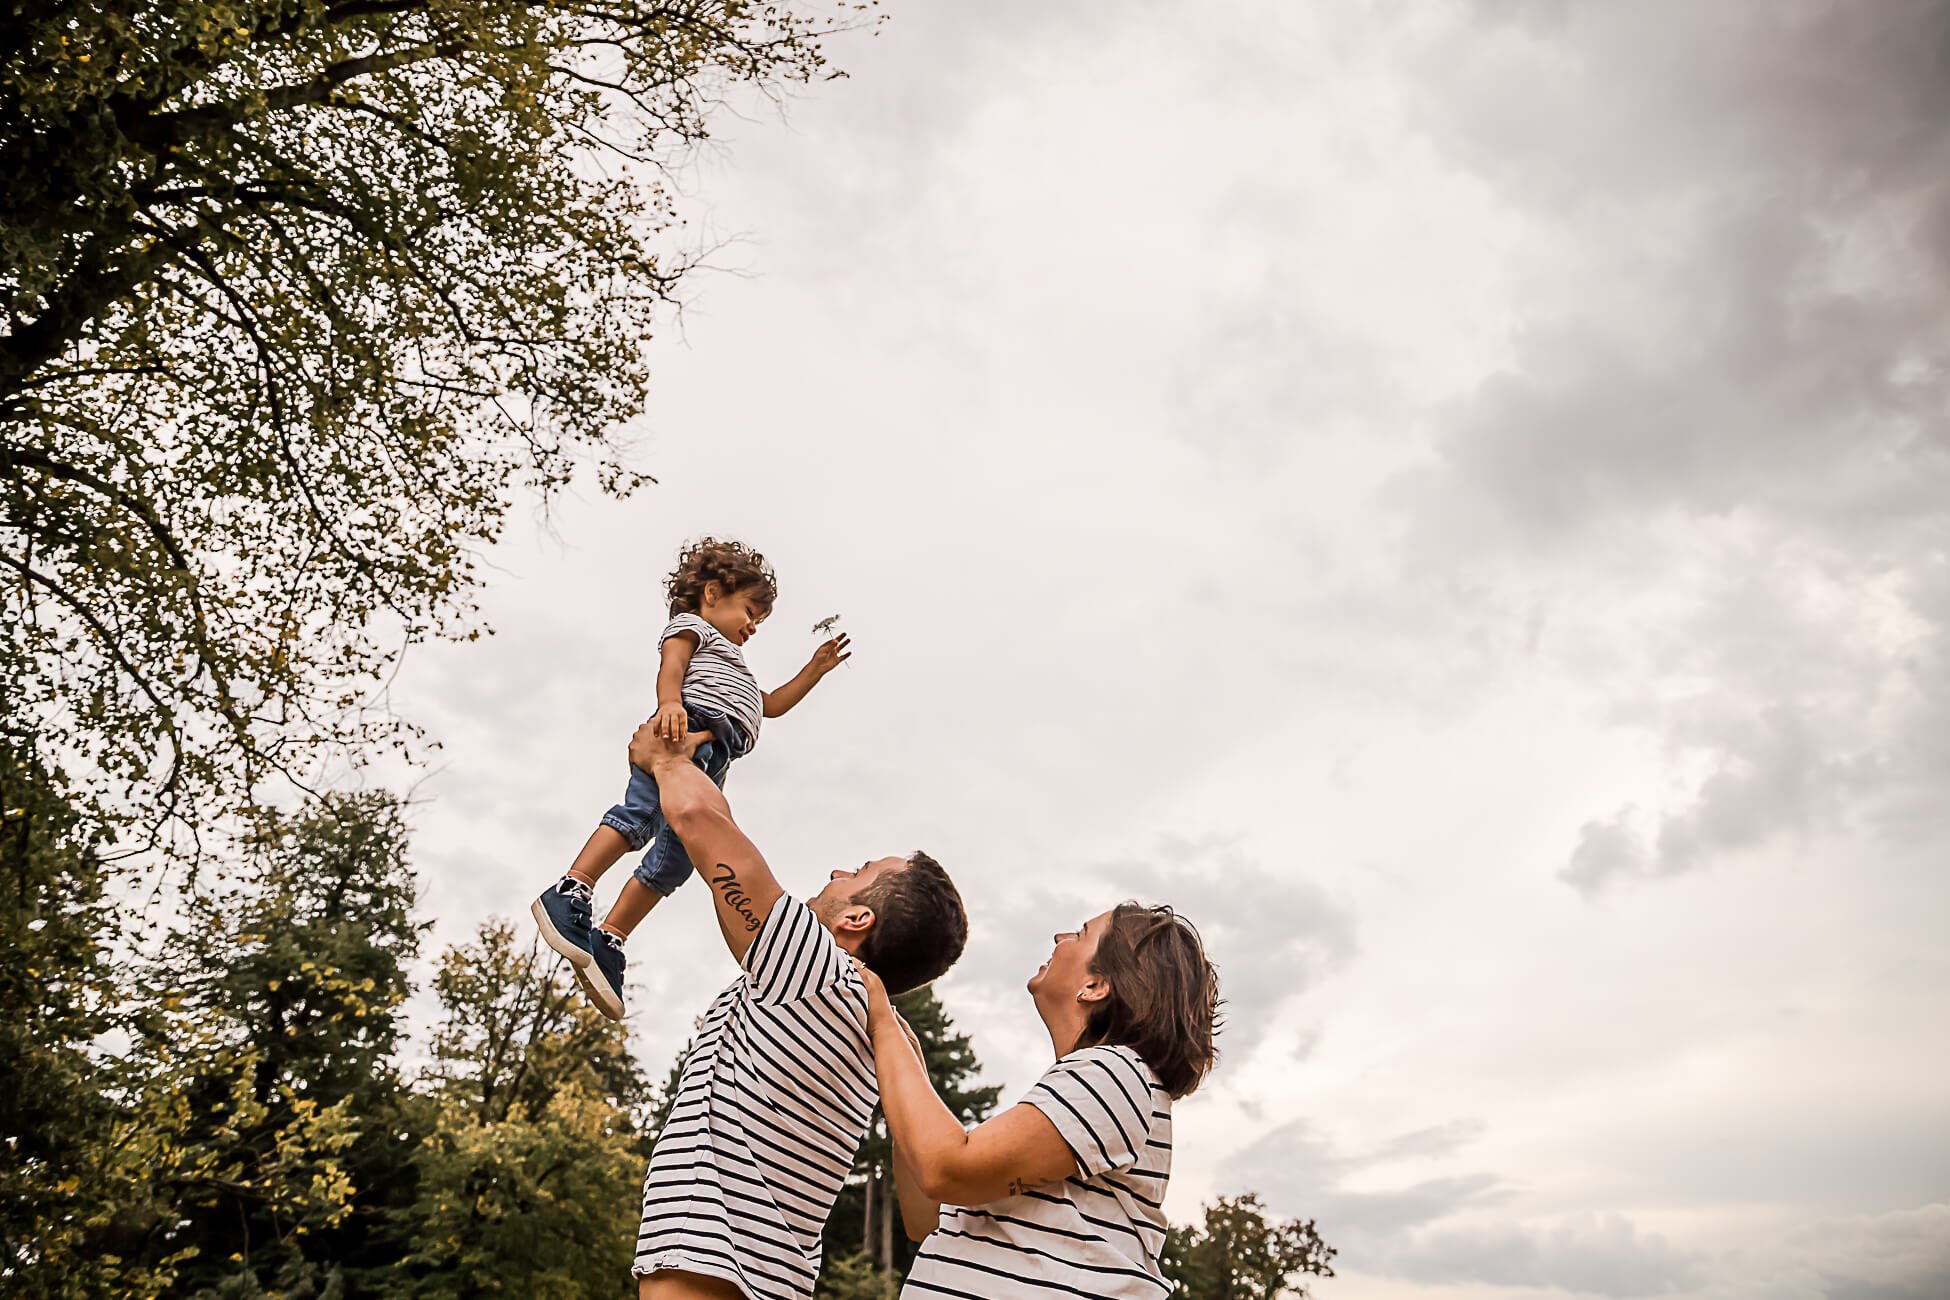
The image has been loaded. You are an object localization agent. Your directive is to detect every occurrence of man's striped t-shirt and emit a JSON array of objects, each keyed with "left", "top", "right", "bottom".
[
  {"left": 662, "top": 612, "right": 763, "bottom": 753},
  {"left": 635, "top": 896, "right": 876, "bottom": 1299},
  {"left": 903, "top": 1044, "right": 1173, "bottom": 1300}
]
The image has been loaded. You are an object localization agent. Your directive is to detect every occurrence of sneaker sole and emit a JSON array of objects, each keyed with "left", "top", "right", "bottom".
[
  {"left": 531, "top": 896, "right": 595, "bottom": 971},
  {"left": 572, "top": 961, "right": 626, "bottom": 1021}
]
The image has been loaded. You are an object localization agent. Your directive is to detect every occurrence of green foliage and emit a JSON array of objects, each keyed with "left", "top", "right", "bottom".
[
  {"left": 813, "top": 1250, "right": 896, "bottom": 1300},
  {"left": 399, "top": 919, "right": 652, "bottom": 1297},
  {"left": 103, "top": 791, "right": 427, "bottom": 1295},
  {"left": 1161, "top": 1193, "right": 1337, "bottom": 1300},
  {"left": 0, "top": 743, "right": 125, "bottom": 1296},
  {"left": 0, "top": 0, "right": 864, "bottom": 859}
]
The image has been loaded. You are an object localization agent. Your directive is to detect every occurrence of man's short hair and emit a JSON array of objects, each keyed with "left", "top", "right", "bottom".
[{"left": 855, "top": 851, "right": 966, "bottom": 995}]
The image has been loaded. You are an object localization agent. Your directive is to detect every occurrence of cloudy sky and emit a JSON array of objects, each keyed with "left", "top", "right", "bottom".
[{"left": 385, "top": 3, "right": 1949, "bottom": 1296}]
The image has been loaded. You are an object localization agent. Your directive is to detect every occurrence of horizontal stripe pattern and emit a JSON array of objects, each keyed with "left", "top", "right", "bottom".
[
  {"left": 904, "top": 1045, "right": 1173, "bottom": 1300},
  {"left": 636, "top": 898, "right": 874, "bottom": 1299},
  {"left": 663, "top": 612, "right": 763, "bottom": 753}
]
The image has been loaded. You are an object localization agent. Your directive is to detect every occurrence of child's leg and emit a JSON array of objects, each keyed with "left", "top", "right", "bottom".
[
  {"left": 577, "top": 763, "right": 664, "bottom": 885},
  {"left": 566, "top": 825, "right": 631, "bottom": 888},
  {"left": 599, "top": 875, "right": 667, "bottom": 940},
  {"left": 591, "top": 723, "right": 738, "bottom": 941}
]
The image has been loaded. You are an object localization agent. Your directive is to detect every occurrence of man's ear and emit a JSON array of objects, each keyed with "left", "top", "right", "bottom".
[{"left": 834, "top": 903, "right": 875, "bottom": 941}]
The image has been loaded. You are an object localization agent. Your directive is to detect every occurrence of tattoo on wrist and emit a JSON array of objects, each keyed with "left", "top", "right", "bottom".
[{"left": 708, "top": 862, "right": 762, "bottom": 932}]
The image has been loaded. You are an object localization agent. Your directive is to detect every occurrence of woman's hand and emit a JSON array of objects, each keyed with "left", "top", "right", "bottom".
[
  {"left": 853, "top": 956, "right": 897, "bottom": 1034},
  {"left": 653, "top": 700, "right": 689, "bottom": 742},
  {"left": 808, "top": 634, "right": 852, "bottom": 676}
]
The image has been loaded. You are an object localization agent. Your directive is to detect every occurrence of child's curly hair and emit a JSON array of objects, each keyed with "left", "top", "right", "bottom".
[{"left": 665, "top": 538, "right": 778, "bottom": 616}]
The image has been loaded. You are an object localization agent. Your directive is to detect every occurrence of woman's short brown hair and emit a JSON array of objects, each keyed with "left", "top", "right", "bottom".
[
  {"left": 1079, "top": 902, "right": 1221, "bottom": 1099},
  {"left": 665, "top": 538, "right": 778, "bottom": 616}
]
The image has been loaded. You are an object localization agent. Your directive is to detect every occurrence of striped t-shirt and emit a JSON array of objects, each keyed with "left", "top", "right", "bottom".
[
  {"left": 663, "top": 612, "right": 763, "bottom": 754},
  {"left": 903, "top": 1045, "right": 1173, "bottom": 1300},
  {"left": 635, "top": 897, "right": 876, "bottom": 1298}
]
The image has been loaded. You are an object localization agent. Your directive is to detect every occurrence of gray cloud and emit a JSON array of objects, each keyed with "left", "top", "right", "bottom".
[
  {"left": 1379, "top": 1, "right": 1950, "bottom": 891},
  {"left": 1221, "top": 1119, "right": 1505, "bottom": 1241},
  {"left": 1392, "top": 1212, "right": 1702, "bottom": 1297},
  {"left": 1807, "top": 1204, "right": 1950, "bottom": 1300},
  {"left": 948, "top": 834, "right": 1356, "bottom": 1065}
]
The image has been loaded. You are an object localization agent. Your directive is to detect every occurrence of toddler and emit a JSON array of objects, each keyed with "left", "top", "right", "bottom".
[{"left": 532, "top": 537, "right": 849, "bottom": 1019}]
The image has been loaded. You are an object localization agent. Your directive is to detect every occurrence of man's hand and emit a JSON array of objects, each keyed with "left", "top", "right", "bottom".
[
  {"left": 629, "top": 716, "right": 706, "bottom": 774},
  {"left": 808, "top": 634, "right": 852, "bottom": 676},
  {"left": 627, "top": 718, "right": 780, "bottom": 965}
]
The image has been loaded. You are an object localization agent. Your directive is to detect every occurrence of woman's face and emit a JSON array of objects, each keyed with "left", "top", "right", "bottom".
[{"left": 1028, "top": 909, "right": 1115, "bottom": 1001}]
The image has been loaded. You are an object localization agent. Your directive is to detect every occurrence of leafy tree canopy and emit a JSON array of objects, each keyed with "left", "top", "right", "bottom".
[
  {"left": 1163, "top": 1192, "right": 1338, "bottom": 1300},
  {"left": 0, "top": 0, "right": 862, "bottom": 861}
]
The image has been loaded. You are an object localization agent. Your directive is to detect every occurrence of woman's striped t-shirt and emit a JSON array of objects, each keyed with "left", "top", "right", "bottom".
[
  {"left": 903, "top": 1044, "right": 1173, "bottom": 1300},
  {"left": 663, "top": 612, "right": 763, "bottom": 753},
  {"left": 635, "top": 896, "right": 876, "bottom": 1299}
]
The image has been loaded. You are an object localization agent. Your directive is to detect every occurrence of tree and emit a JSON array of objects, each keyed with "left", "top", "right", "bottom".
[
  {"left": 0, "top": 741, "right": 124, "bottom": 1298},
  {"left": 100, "top": 791, "right": 428, "bottom": 1295},
  {"left": 0, "top": 0, "right": 860, "bottom": 857},
  {"left": 1161, "top": 1193, "right": 1337, "bottom": 1300},
  {"left": 398, "top": 918, "right": 654, "bottom": 1297},
  {"left": 817, "top": 984, "right": 1001, "bottom": 1297}
]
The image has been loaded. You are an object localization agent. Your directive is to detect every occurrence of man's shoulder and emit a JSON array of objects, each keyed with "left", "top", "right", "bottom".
[{"left": 740, "top": 896, "right": 866, "bottom": 1013}]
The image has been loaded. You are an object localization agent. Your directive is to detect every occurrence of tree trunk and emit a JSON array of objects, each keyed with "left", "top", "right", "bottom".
[
  {"left": 878, "top": 1170, "right": 895, "bottom": 1280},
  {"left": 862, "top": 1165, "right": 876, "bottom": 1256}
]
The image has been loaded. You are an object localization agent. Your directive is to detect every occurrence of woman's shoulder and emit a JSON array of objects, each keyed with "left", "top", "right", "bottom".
[{"left": 1048, "top": 1043, "right": 1166, "bottom": 1098}]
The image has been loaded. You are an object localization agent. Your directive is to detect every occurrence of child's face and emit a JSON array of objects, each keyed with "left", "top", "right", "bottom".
[{"left": 700, "top": 582, "right": 769, "bottom": 646}]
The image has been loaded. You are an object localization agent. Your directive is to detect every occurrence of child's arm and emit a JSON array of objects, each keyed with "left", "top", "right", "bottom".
[
  {"left": 762, "top": 634, "right": 850, "bottom": 719},
  {"left": 654, "top": 632, "right": 698, "bottom": 741}
]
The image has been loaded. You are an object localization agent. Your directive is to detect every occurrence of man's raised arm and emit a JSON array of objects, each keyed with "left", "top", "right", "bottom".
[{"left": 627, "top": 720, "right": 783, "bottom": 965}]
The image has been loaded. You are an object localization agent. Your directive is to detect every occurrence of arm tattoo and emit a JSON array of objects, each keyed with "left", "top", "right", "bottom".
[
  {"left": 1007, "top": 1178, "right": 1029, "bottom": 1198},
  {"left": 708, "top": 862, "right": 762, "bottom": 932}
]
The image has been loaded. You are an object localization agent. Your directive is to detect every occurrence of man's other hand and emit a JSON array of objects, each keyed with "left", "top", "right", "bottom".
[{"left": 629, "top": 717, "right": 708, "bottom": 773}]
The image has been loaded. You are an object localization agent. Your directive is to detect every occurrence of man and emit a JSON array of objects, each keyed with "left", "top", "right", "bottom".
[{"left": 621, "top": 720, "right": 968, "bottom": 1300}]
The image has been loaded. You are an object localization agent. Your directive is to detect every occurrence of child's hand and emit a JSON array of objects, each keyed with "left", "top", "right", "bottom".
[
  {"left": 809, "top": 634, "right": 852, "bottom": 676},
  {"left": 653, "top": 701, "right": 689, "bottom": 742}
]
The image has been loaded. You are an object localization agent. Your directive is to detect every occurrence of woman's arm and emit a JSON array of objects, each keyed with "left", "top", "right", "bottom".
[
  {"left": 863, "top": 972, "right": 1076, "bottom": 1207},
  {"left": 886, "top": 1016, "right": 941, "bottom": 1241}
]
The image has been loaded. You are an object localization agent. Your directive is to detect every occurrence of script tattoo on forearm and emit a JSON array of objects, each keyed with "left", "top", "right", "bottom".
[{"left": 708, "top": 862, "right": 762, "bottom": 932}]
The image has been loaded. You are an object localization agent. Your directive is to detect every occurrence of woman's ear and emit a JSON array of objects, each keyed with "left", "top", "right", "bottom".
[{"left": 1076, "top": 973, "right": 1111, "bottom": 1006}]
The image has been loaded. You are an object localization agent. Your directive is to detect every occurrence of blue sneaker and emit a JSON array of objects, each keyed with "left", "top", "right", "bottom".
[
  {"left": 584, "top": 928, "right": 627, "bottom": 1021},
  {"left": 532, "top": 875, "right": 595, "bottom": 969}
]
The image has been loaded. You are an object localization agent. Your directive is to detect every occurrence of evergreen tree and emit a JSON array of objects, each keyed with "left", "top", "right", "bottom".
[
  {"left": 1161, "top": 1193, "right": 1337, "bottom": 1300},
  {"left": 0, "top": 742, "right": 127, "bottom": 1297},
  {"left": 105, "top": 792, "right": 426, "bottom": 1295}
]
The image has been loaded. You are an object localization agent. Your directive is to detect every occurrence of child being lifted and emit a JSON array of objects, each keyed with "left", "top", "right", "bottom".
[{"left": 532, "top": 537, "right": 850, "bottom": 1019}]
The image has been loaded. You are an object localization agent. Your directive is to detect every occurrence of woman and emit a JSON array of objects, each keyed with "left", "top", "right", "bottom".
[{"left": 857, "top": 902, "right": 1221, "bottom": 1299}]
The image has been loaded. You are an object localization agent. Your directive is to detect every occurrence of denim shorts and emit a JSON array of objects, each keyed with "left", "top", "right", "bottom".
[{"left": 600, "top": 706, "right": 747, "bottom": 895}]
